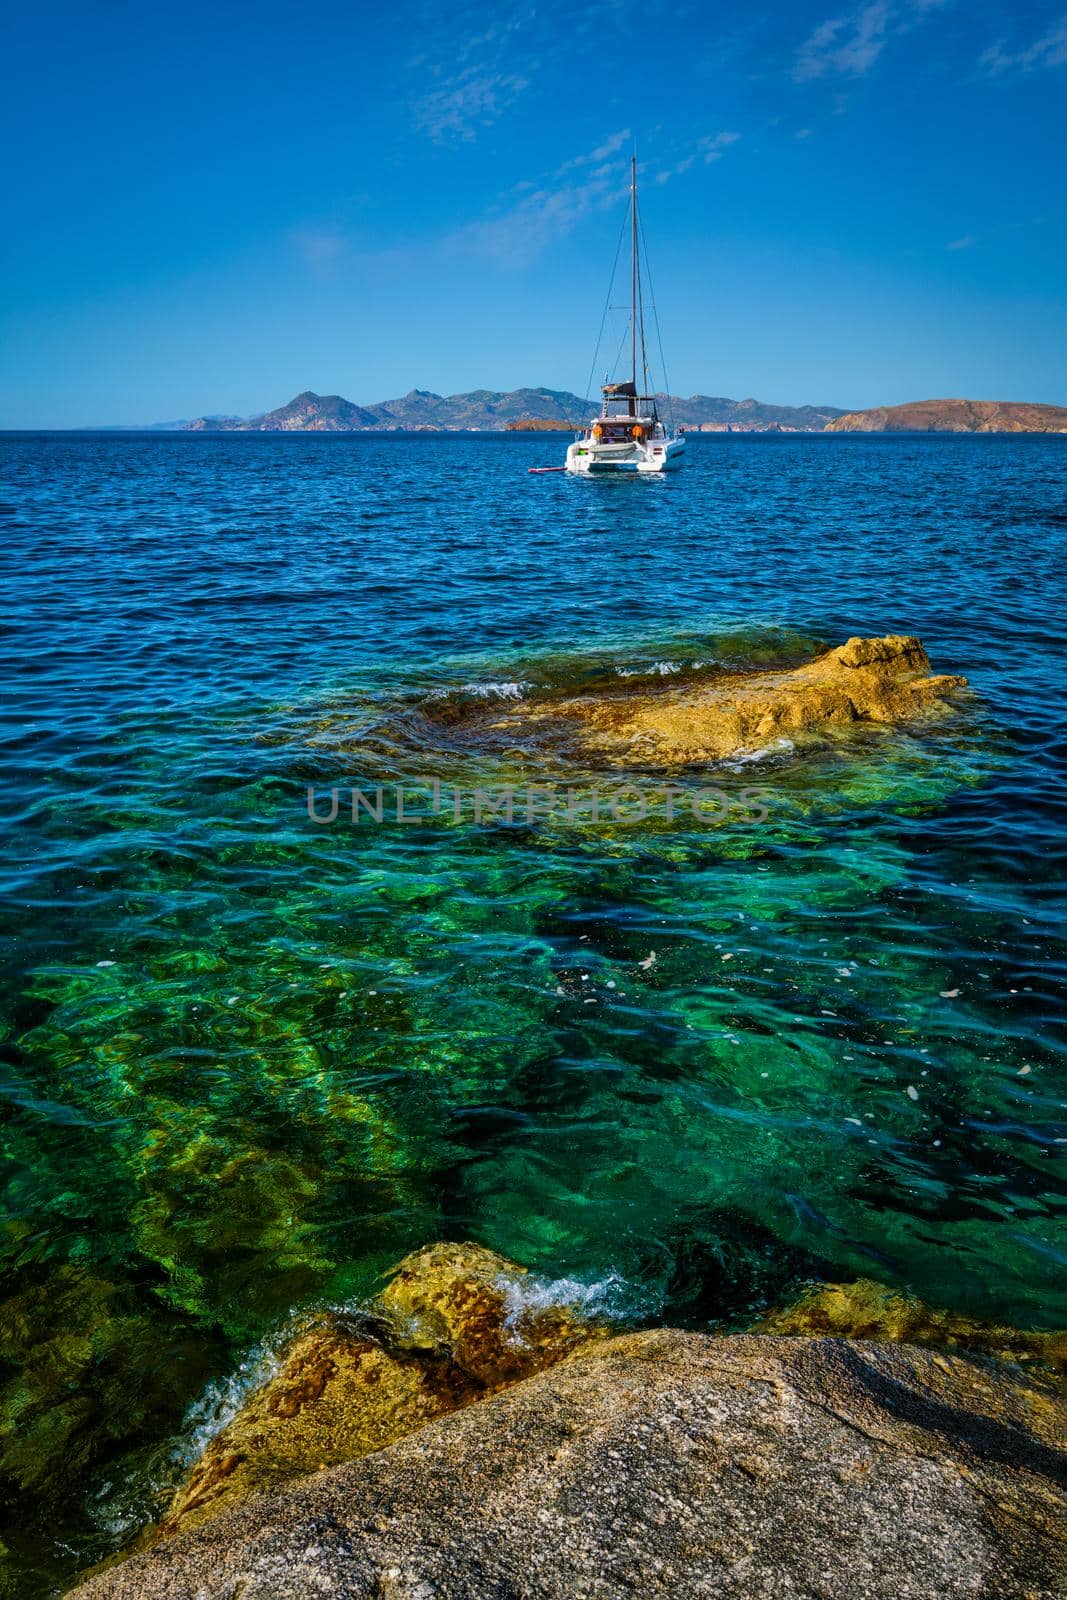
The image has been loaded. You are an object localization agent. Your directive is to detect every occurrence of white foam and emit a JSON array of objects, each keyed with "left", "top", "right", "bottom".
[
  {"left": 721, "top": 737, "right": 795, "bottom": 770},
  {"left": 174, "top": 1337, "right": 281, "bottom": 1472},
  {"left": 426, "top": 679, "right": 529, "bottom": 703},
  {"left": 615, "top": 660, "right": 682, "bottom": 679},
  {"left": 88, "top": 1332, "right": 284, "bottom": 1543},
  {"left": 497, "top": 1268, "right": 654, "bottom": 1343},
  {"left": 459, "top": 680, "right": 528, "bottom": 700}
]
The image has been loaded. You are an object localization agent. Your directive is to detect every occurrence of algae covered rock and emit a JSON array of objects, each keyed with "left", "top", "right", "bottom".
[
  {"left": 761, "top": 1277, "right": 1067, "bottom": 1372},
  {"left": 380, "top": 1240, "right": 596, "bottom": 1384},
  {"left": 66, "top": 1330, "right": 1067, "bottom": 1600},
  {"left": 152, "top": 1241, "right": 599, "bottom": 1542},
  {"left": 129, "top": 1126, "right": 331, "bottom": 1327},
  {"left": 156, "top": 1317, "right": 480, "bottom": 1540},
  {"left": 448, "top": 633, "right": 968, "bottom": 767}
]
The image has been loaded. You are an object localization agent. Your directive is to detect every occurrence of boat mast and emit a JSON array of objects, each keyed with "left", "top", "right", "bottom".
[
  {"left": 629, "top": 154, "right": 651, "bottom": 408},
  {"left": 630, "top": 154, "right": 638, "bottom": 399}
]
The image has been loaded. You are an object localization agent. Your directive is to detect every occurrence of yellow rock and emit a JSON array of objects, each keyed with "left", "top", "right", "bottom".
[
  {"left": 761, "top": 1279, "right": 1066, "bottom": 1374},
  {"left": 438, "top": 635, "right": 967, "bottom": 767},
  {"left": 570, "top": 636, "right": 967, "bottom": 764},
  {"left": 155, "top": 1241, "right": 598, "bottom": 1541},
  {"left": 380, "top": 1240, "right": 596, "bottom": 1385},
  {"left": 156, "top": 1318, "right": 480, "bottom": 1540}
]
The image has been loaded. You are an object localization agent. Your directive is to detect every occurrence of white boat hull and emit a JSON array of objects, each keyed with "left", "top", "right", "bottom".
[{"left": 565, "top": 435, "right": 686, "bottom": 475}]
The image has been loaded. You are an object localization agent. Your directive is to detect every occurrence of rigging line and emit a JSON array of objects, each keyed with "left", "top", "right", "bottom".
[
  {"left": 638, "top": 204, "right": 675, "bottom": 434},
  {"left": 584, "top": 200, "right": 630, "bottom": 405}
]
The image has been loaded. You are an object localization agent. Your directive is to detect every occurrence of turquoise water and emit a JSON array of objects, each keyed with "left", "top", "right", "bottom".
[{"left": 1, "top": 431, "right": 1065, "bottom": 1592}]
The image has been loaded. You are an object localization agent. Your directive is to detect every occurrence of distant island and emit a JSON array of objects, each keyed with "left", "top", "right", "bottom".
[
  {"left": 827, "top": 399, "right": 1067, "bottom": 434},
  {"left": 111, "top": 390, "right": 1067, "bottom": 436},
  {"left": 183, "top": 389, "right": 846, "bottom": 434},
  {"left": 505, "top": 418, "right": 579, "bottom": 432}
]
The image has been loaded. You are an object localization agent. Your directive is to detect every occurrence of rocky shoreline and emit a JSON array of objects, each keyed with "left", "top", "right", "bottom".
[{"left": 67, "top": 1244, "right": 1066, "bottom": 1599}]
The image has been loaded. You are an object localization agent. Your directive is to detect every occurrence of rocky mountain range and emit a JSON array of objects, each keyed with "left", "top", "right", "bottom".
[
  {"left": 161, "top": 391, "right": 1067, "bottom": 435},
  {"left": 184, "top": 388, "right": 847, "bottom": 433}
]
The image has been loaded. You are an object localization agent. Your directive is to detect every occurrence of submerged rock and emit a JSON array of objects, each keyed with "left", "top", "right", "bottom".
[
  {"left": 67, "top": 1329, "right": 1067, "bottom": 1600},
  {"left": 0, "top": 1266, "right": 221, "bottom": 1599},
  {"left": 525, "top": 635, "right": 967, "bottom": 765},
  {"left": 148, "top": 1242, "right": 598, "bottom": 1542},
  {"left": 0, "top": 1268, "right": 218, "bottom": 1508},
  {"left": 762, "top": 1278, "right": 1067, "bottom": 1372}
]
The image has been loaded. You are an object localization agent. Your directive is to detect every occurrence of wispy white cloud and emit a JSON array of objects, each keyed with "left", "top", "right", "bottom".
[
  {"left": 589, "top": 129, "right": 633, "bottom": 161},
  {"left": 947, "top": 234, "right": 978, "bottom": 250},
  {"left": 655, "top": 156, "right": 697, "bottom": 184},
  {"left": 981, "top": 16, "right": 1067, "bottom": 75},
  {"left": 412, "top": 69, "right": 531, "bottom": 142},
  {"left": 795, "top": 0, "right": 892, "bottom": 80},
  {"left": 654, "top": 158, "right": 694, "bottom": 185},
  {"left": 406, "top": 3, "right": 674, "bottom": 144},
  {"left": 408, "top": 8, "right": 538, "bottom": 141},
  {"left": 700, "top": 130, "right": 741, "bottom": 161},
  {"left": 558, "top": 129, "right": 632, "bottom": 174},
  {"left": 653, "top": 131, "right": 740, "bottom": 184},
  {"left": 793, "top": 0, "right": 949, "bottom": 82},
  {"left": 455, "top": 125, "right": 744, "bottom": 259},
  {"left": 450, "top": 160, "right": 630, "bottom": 263},
  {"left": 289, "top": 227, "right": 349, "bottom": 277}
]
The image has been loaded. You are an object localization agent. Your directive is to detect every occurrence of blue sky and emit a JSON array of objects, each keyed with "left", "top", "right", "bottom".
[{"left": 2, "top": 0, "right": 1065, "bottom": 425}]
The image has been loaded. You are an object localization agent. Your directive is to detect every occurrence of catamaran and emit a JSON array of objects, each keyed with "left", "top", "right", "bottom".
[{"left": 566, "top": 156, "right": 686, "bottom": 475}]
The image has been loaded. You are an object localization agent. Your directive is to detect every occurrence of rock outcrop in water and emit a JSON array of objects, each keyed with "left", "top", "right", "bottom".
[
  {"left": 453, "top": 635, "right": 967, "bottom": 767},
  {"left": 763, "top": 1278, "right": 1067, "bottom": 1373},
  {"left": 145, "top": 1243, "right": 600, "bottom": 1542},
  {"left": 69, "top": 1320, "right": 1067, "bottom": 1600}
]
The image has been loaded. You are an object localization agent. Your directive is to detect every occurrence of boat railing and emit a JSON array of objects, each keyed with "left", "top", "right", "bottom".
[{"left": 599, "top": 395, "right": 661, "bottom": 416}]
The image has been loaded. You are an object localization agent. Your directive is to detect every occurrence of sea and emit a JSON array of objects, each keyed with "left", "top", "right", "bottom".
[{"left": 1, "top": 430, "right": 1065, "bottom": 1594}]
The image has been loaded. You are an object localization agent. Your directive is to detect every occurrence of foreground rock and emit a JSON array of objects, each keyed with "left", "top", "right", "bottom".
[
  {"left": 69, "top": 1328, "right": 1066, "bottom": 1600},
  {"left": 151, "top": 1242, "right": 598, "bottom": 1541},
  {"left": 480, "top": 634, "right": 967, "bottom": 766},
  {"left": 152, "top": 1320, "right": 480, "bottom": 1541}
]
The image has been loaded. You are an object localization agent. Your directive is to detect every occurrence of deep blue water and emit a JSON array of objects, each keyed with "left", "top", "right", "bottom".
[{"left": 0, "top": 431, "right": 1065, "bottom": 1593}]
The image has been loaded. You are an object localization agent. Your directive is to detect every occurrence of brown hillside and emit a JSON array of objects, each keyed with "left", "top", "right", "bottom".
[{"left": 827, "top": 399, "right": 1067, "bottom": 433}]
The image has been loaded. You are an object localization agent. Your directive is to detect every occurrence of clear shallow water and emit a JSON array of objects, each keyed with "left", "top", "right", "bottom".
[{"left": 1, "top": 431, "right": 1065, "bottom": 1592}]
